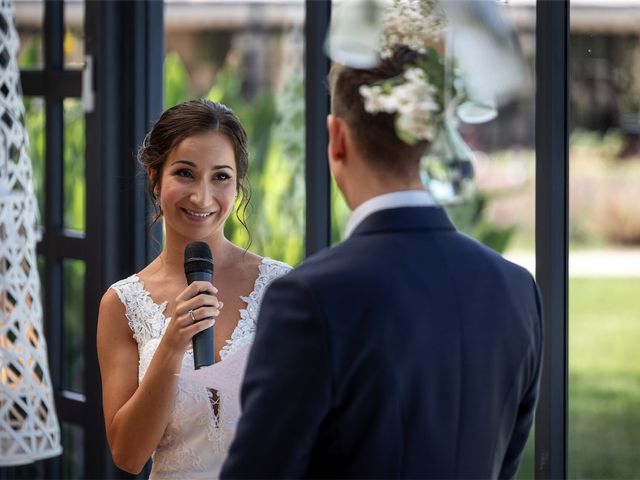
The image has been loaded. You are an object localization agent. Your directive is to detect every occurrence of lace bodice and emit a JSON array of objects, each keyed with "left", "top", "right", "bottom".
[{"left": 110, "top": 257, "right": 291, "bottom": 479}]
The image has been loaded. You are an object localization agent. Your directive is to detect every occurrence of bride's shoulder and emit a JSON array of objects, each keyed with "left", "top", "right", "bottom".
[
  {"left": 108, "top": 257, "right": 168, "bottom": 306},
  {"left": 99, "top": 275, "right": 139, "bottom": 326}
]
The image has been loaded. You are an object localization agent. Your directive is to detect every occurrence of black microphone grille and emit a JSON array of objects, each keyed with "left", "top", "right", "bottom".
[{"left": 184, "top": 242, "right": 214, "bottom": 274}]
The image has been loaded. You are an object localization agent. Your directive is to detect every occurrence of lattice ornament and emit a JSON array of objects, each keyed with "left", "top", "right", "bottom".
[{"left": 0, "top": 0, "right": 62, "bottom": 466}]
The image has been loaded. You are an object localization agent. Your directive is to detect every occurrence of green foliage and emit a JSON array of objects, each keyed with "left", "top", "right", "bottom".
[
  {"left": 63, "top": 100, "right": 85, "bottom": 232},
  {"left": 444, "top": 191, "right": 516, "bottom": 254},
  {"left": 24, "top": 98, "right": 85, "bottom": 234},
  {"left": 24, "top": 98, "right": 45, "bottom": 216},
  {"left": 331, "top": 178, "right": 351, "bottom": 244},
  {"left": 164, "top": 51, "right": 191, "bottom": 108},
  {"left": 207, "top": 65, "right": 278, "bottom": 173},
  {"left": 18, "top": 35, "right": 40, "bottom": 68}
]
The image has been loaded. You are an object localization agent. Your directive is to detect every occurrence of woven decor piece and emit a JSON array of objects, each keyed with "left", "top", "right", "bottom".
[{"left": 0, "top": 0, "right": 62, "bottom": 466}]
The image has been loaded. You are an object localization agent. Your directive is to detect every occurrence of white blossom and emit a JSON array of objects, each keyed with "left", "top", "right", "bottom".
[
  {"left": 357, "top": 0, "right": 455, "bottom": 144},
  {"left": 380, "top": 0, "right": 445, "bottom": 58},
  {"left": 359, "top": 67, "right": 441, "bottom": 142}
]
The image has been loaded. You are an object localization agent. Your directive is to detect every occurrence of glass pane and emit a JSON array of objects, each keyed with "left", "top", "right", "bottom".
[
  {"left": 24, "top": 97, "right": 46, "bottom": 221},
  {"left": 0, "top": 462, "right": 44, "bottom": 479},
  {"left": 15, "top": 0, "right": 44, "bottom": 68},
  {"left": 62, "top": 422, "right": 84, "bottom": 479},
  {"left": 64, "top": 0, "right": 85, "bottom": 68},
  {"left": 326, "top": 1, "right": 537, "bottom": 476},
  {"left": 62, "top": 259, "right": 85, "bottom": 393},
  {"left": 37, "top": 254, "right": 45, "bottom": 300},
  {"left": 569, "top": 2, "right": 640, "bottom": 478},
  {"left": 63, "top": 98, "right": 85, "bottom": 233},
  {"left": 164, "top": 2, "right": 306, "bottom": 266},
  {"left": 458, "top": 3, "right": 537, "bottom": 475}
]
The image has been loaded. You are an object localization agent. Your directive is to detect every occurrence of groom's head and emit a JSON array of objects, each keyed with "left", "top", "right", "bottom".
[
  {"left": 326, "top": 46, "right": 431, "bottom": 206},
  {"left": 327, "top": 46, "right": 431, "bottom": 174}
]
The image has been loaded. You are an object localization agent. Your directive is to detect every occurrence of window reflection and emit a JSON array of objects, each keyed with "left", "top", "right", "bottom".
[
  {"left": 569, "top": 2, "right": 640, "bottom": 478},
  {"left": 62, "top": 422, "right": 84, "bottom": 479},
  {"left": 64, "top": 0, "right": 84, "bottom": 68},
  {"left": 164, "top": 1, "right": 306, "bottom": 266},
  {"left": 62, "top": 259, "right": 84, "bottom": 394},
  {"left": 63, "top": 98, "right": 85, "bottom": 233},
  {"left": 15, "top": 0, "right": 43, "bottom": 69}
]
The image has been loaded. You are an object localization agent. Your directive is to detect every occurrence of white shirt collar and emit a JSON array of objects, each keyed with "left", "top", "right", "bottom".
[{"left": 345, "top": 189, "right": 436, "bottom": 238}]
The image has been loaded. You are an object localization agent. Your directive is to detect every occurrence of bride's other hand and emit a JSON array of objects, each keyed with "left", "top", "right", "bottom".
[{"left": 159, "top": 281, "right": 223, "bottom": 360}]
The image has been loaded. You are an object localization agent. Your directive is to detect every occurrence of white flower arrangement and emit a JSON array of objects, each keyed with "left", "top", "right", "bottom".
[
  {"left": 359, "top": 0, "right": 463, "bottom": 145},
  {"left": 380, "top": 0, "right": 446, "bottom": 59},
  {"left": 360, "top": 67, "right": 440, "bottom": 143}
]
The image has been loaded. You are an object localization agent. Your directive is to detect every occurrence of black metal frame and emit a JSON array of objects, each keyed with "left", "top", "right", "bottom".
[
  {"left": 2, "top": 1, "right": 162, "bottom": 479},
  {"left": 84, "top": 2, "right": 163, "bottom": 477},
  {"left": 534, "top": 1, "right": 570, "bottom": 478},
  {"left": 304, "top": 0, "right": 332, "bottom": 256}
]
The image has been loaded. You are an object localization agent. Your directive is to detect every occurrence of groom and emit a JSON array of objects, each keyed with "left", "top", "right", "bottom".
[{"left": 221, "top": 47, "right": 543, "bottom": 479}]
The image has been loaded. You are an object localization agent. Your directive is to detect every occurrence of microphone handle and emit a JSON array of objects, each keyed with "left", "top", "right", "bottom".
[{"left": 185, "top": 270, "right": 214, "bottom": 369}]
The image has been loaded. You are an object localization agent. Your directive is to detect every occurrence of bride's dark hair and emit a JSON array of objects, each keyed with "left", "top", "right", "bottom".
[{"left": 137, "top": 98, "right": 251, "bottom": 240}]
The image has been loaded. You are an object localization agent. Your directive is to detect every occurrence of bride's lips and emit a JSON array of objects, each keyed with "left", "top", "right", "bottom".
[{"left": 181, "top": 207, "right": 215, "bottom": 222}]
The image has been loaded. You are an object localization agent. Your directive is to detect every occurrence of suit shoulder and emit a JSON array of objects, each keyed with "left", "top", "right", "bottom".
[
  {"left": 285, "top": 239, "right": 367, "bottom": 278},
  {"left": 455, "top": 231, "right": 533, "bottom": 277}
]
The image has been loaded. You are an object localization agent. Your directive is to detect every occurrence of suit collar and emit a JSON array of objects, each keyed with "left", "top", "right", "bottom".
[
  {"left": 345, "top": 190, "right": 435, "bottom": 237},
  {"left": 351, "top": 206, "right": 456, "bottom": 236}
]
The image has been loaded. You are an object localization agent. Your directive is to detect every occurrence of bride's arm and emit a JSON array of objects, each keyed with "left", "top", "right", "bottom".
[{"left": 97, "top": 283, "right": 218, "bottom": 474}]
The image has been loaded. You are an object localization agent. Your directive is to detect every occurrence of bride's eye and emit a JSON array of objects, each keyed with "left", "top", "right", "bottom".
[
  {"left": 175, "top": 169, "right": 194, "bottom": 179},
  {"left": 213, "top": 172, "right": 231, "bottom": 182}
]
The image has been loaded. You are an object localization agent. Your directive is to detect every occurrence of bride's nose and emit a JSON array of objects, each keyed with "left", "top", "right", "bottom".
[{"left": 190, "top": 179, "right": 212, "bottom": 206}]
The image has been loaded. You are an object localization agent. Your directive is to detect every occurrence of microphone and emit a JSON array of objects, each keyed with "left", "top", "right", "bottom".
[{"left": 184, "top": 241, "right": 215, "bottom": 369}]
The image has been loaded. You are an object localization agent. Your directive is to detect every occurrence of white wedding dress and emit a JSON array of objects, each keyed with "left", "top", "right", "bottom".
[{"left": 110, "top": 257, "right": 291, "bottom": 479}]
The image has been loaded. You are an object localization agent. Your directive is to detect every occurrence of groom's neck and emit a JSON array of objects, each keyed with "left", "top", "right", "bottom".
[{"left": 344, "top": 169, "right": 424, "bottom": 211}]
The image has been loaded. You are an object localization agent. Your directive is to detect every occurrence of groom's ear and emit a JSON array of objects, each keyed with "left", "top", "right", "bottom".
[{"left": 327, "top": 114, "right": 347, "bottom": 165}]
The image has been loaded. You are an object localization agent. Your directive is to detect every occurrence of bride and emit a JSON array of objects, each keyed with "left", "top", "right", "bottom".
[{"left": 97, "top": 99, "right": 291, "bottom": 479}]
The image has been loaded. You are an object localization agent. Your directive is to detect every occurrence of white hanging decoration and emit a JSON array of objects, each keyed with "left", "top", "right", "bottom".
[{"left": 0, "top": 0, "right": 62, "bottom": 466}]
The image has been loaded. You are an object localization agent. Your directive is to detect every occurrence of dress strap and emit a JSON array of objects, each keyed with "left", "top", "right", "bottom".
[
  {"left": 109, "top": 275, "right": 168, "bottom": 345},
  {"left": 219, "top": 258, "right": 292, "bottom": 359}
]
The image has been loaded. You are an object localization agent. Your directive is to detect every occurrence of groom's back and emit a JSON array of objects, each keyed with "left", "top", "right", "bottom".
[{"left": 298, "top": 207, "right": 542, "bottom": 478}]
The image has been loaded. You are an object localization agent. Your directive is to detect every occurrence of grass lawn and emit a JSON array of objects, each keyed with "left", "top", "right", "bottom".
[
  {"left": 568, "top": 277, "right": 640, "bottom": 478},
  {"left": 518, "top": 277, "right": 640, "bottom": 479}
]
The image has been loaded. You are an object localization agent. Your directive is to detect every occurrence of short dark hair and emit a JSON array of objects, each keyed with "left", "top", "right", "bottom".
[
  {"left": 137, "top": 99, "right": 250, "bottom": 232},
  {"left": 328, "top": 46, "right": 431, "bottom": 175}
]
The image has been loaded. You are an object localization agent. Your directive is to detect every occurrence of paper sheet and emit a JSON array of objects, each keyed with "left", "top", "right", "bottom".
[{"left": 180, "top": 345, "right": 251, "bottom": 408}]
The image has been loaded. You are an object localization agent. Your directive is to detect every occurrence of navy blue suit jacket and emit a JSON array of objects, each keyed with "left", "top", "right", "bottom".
[{"left": 221, "top": 206, "right": 543, "bottom": 479}]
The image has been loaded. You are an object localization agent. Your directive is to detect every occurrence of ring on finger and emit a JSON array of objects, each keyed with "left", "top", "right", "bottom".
[{"left": 188, "top": 309, "right": 197, "bottom": 323}]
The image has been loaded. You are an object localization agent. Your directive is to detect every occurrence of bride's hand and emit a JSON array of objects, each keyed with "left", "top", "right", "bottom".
[{"left": 159, "top": 281, "right": 223, "bottom": 359}]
